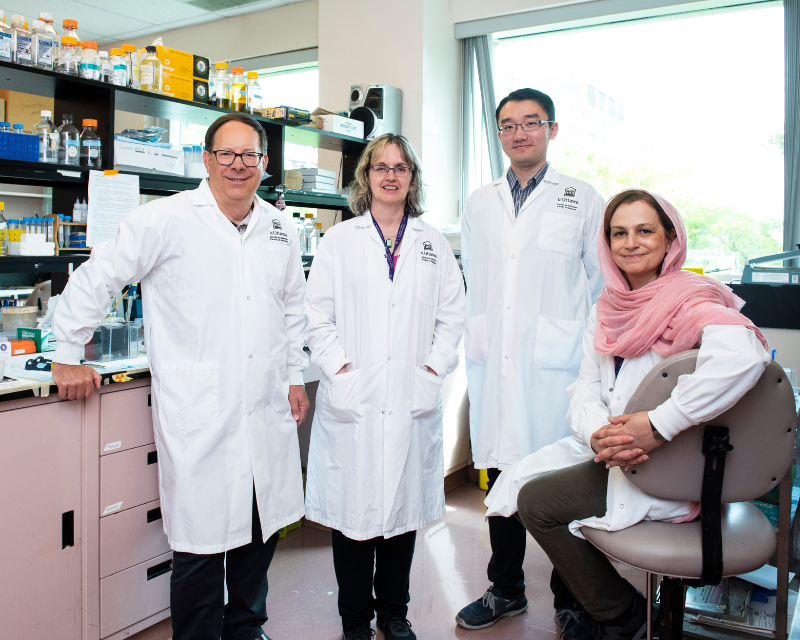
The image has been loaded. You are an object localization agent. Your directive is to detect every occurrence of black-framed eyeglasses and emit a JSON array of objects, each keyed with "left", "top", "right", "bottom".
[
  {"left": 209, "top": 150, "right": 264, "bottom": 167},
  {"left": 498, "top": 121, "right": 554, "bottom": 136},
  {"left": 370, "top": 164, "right": 412, "bottom": 176}
]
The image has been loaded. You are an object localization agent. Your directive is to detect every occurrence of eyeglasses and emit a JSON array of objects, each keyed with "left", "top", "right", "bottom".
[
  {"left": 498, "top": 120, "right": 554, "bottom": 136},
  {"left": 370, "top": 164, "right": 412, "bottom": 176},
  {"left": 210, "top": 150, "right": 264, "bottom": 167}
]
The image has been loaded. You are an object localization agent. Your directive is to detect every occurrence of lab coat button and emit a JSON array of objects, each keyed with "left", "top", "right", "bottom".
[
  {"left": 620, "top": 504, "right": 624, "bottom": 509},
  {"left": 617, "top": 396, "right": 620, "bottom": 401},
  {"left": 511, "top": 255, "right": 515, "bottom": 259},
  {"left": 507, "top": 306, "right": 511, "bottom": 309},
  {"left": 388, "top": 357, "right": 391, "bottom": 361},
  {"left": 248, "top": 412, "right": 252, "bottom": 417},
  {"left": 249, "top": 354, "right": 253, "bottom": 359},
  {"left": 247, "top": 296, "right": 250, "bottom": 300},
  {"left": 505, "top": 356, "right": 509, "bottom": 359},
  {"left": 609, "top": 388, "right": 613, "bottom": 392},
  {"left": 382, "top": 410, "right": 385, "bottom": 414},
  {"left": 389, "top": 411, "right": 393, "bottom": 415}
]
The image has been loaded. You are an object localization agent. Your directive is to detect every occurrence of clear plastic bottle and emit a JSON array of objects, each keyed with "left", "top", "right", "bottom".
[
  {"left": 31, "top": 19, "right": 56, "bottom": 70},
  {"left": 246, "top": 72, "right": 262, "bottom": 114},
  {"left": 139, "top": 46, "right": 161, "bottom": 94},
  {"left": 11, "top": 14, "right": 32, "bottom": 66},
  {"left": 230, "top": 67, "right": 246, "bottom": 112},
  {"left": 0, "top": 202, "right": 8, "bottom": 257},
  {"left": 0, "top": 122, "right": 9, "bottom": 133},
  {"left": 293, "top": 212, "right": 306, "bottom": 250},
  {"left": 98, "top": 50, "right": 111, "bottom": 82},
  {"left": 58, "top": 114, "right": 80, "bottom": 166},
  {"left": 38, "top": 12, "right": 58, "bottom": 56},
  {"left": 62, "top": 19, "right": 80, "bottom": 58},
  {"left": 82, "top": 198, "right": 88, "bottom": 223},
  {"left": 0, "top": 13, "right": 11, "bottom": 63},
  {"left": 12, "top": 123, "right": 23, "bottom": 134},
  {"left": 56, "top": 36, "right": 79, "bottom": 76},
  {"left": 303, "top": 213, "right": 317, "bottom": 255},
  {"left": 108, "top": 48, "right": 127, "bottom": 86},
  {"left": 121, "top": 44, "right": 138, "bottom": 89},
  {"left": 79, "top": 40, "right": 100, "bottom": 80},
  {"left": 80, "top": 119, "right": 101, "bottom": 167},
  {"left": 72, "top": 198, "right": 81, "bottom": 223},
  {"left": 212, "top": 63, "right": 231, "bottom": 109},
  {"left": 32, "top": 110, "right": 57, "bottom": 163}
]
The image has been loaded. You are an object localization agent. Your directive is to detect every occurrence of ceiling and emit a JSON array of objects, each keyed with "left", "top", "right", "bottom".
[{"left": 1, "top": 0, "right": 308, "bottom": 45}]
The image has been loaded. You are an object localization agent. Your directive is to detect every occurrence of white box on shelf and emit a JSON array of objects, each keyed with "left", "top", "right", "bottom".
[
  {"left": 320, "top": 115, "right": 364, "bottom": 139},
  {"left": 114, "top": 141, "right": 184, "bottom": 176},
  {"left": 9, "top": 241, "right": 55, "bottom": 256}
]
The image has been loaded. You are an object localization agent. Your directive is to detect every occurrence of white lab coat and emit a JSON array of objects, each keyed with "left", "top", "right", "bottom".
[
  {"left": 485, "top": 306, "right": 770, "bottom": 537},
  {"left": 462, "top": 166, "right": 605, "bottom": 469},
  {"left": 52, "top": 180, "right": 308, "bottom": 553},
  {"left": 304, "top": 213, "right": 466, "bottom": 540}
]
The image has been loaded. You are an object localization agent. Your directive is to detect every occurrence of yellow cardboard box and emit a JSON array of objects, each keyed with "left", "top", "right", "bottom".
[
  {"left": 161, "top": 72, "right": 210, "bottom": 104},
  {"left": 137, "top": 46, "right": 209, "bottom": 79}
]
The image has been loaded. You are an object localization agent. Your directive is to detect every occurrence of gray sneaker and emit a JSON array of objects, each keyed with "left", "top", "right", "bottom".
[
  {"left": 555, "top": 604, "right": 599, "bottom": 640},
  {"left": 455, "top": 586, "right": 528, "bottom": 629}
]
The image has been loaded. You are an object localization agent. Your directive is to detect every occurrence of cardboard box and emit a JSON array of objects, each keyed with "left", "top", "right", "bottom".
[
  {"left": 161, "top": 73, "right": 209, "bottom": 104},
  {"left": 114, "top": 140, "right": 184, "bottom": 176},
  {"left": 261, "top": 106, "right": 312, "bottom": 124},
  {"left": 138, "top": 46, "right": 209, "bottom": 79},
  {"left": 7, "top": 339, "right": 35, "bottom": 356},
  {"left": 17, "top": 327, "right": 55, "bottom": 352},
  {"left": 321, "top": 114, "right": 364, "bottom": 138}
]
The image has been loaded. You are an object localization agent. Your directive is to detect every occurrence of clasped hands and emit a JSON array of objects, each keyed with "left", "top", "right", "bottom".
[{"left": 590, "top": 411, "right": 662, "bottom": 470}]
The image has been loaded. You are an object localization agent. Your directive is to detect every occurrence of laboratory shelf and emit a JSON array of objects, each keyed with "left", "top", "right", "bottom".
[{"left": 0, "top": 255, "right": 90, "bottom": 273}]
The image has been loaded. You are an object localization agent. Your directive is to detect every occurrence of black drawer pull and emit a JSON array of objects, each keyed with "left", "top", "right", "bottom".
[
  {"left": 147, "top": 394, "right": 151, "bottom": 406},
  {"left": 147, "top": 451, "right": 158, "bottom": 465},
  {"left": 62, "top": 511, "right": 74, "bottom": 549},
  {"left": 147, "top": 559, "right": 172, "bottom": 581},
  {"left": 147, "top": 507, "right": 162, "bottom": 523}
]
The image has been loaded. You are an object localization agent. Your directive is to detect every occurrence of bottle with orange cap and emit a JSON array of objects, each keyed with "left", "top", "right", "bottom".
[
  {"left": 120, "top": 44, "right": 139, "bottom": 89},
  {"left": 211, "top": 62, "right": 231, "bottom": 109},
  {"left": 108, "top": 48, "right": 127, "bottom": 86},
  {"left": 56, "top": 37, "right": 79, "bottom": 76},
  {"left": 246, "top": 71, "right": 262, "bottom": 114},
  {"left": 61, "top": 19, "right": 81, "bottom": 57},
  {"left": 79, "top": 40, "right": 100, "bottom": 80},
  {"left": 80, "top": 119, "right": 101, "bottom": 168},
  {"left": 230, "top": 67, "right": 247, "bottom": 112}
]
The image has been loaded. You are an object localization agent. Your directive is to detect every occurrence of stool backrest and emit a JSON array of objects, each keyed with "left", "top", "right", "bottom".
[{"left": 622, "top": 351, "right": 796, "bottom": 503}]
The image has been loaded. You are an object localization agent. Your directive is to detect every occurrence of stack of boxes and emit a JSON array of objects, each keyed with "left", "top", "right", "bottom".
[
  {"left": 138, "top": 46, "right": 210, "bottom": 103},
  {"left": 299, "top": 168, "right": 337, "bottom": 193}
]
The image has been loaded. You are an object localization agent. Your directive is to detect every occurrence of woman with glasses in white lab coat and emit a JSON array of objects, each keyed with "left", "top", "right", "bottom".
[{"left": 304, "top": 134, "right": 466, "bottom": 640}]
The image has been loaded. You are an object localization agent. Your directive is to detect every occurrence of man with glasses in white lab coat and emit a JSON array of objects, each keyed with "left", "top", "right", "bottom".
[
  {"left": 456, "top": 88, "right": 605, "bottom": 632},
  {"left": 50, "top": 112, "right": 309, "bottom": 640}
]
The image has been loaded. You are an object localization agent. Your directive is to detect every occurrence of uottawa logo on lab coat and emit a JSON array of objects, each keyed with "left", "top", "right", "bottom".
[
  {"left": 269, "top": 218, "right": 289, "bottom": 244},
  {"left": 557, "top": 187, "right": 579, "bottom": 211},
  {"left": 421, "top": 241, "right": 437, "bottom": 265}
]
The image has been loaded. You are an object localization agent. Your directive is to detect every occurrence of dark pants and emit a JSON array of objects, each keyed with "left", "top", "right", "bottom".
[
  {"left": 331, "top": 529, "right": 417, "bottom": 629},
  {"left": 517, "top": 460, "right": 633, "bottom": 621},
  {"left": 170, "top": 490, "right": 280, "bottom": 640},
  {"left": 486, "top": 467, "right": 528, "bottom": 599}
]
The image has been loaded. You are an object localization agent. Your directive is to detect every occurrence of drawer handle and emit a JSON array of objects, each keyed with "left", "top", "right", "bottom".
[
  {"left": 62, "top": 511, "right": 74, "bottom": 549},
  {"left": 146, "top": 559, "right": 172, "bottom": 581},
  {"left": 148, "top": 394, "right": 151, "bottom": 407},
  {"left": 147, "top": 507, "right": 162, "bottom": 523},
  {"left": 147, "top": 451, "right": 158, "bottom": 465}
]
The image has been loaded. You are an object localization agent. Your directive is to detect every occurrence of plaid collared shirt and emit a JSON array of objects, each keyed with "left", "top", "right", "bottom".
[
  {"left": 507, "top": 162, "right": 550, "bottom": 216},
  {"left": 231, "top": 207, "right": 253, "bottom": 235}
]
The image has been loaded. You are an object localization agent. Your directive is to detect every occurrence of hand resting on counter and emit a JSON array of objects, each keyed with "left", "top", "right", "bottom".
[{"left": 52, "top": 363, "right": 102, "bottom": 400}]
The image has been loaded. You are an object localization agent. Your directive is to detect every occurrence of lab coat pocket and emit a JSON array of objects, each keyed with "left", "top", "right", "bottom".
[
  {"left": 263, "top": 244, "right": 290, "bottom": 291},
  {"left": 533, "top": 315, "right": 585, "bottom": 371},
  {"left": 411, "top": 367, "right": 444, "bottom": 420},
  {"left": 537, "top": 212, "right": 584, "bottom": 257},
  {"left": 465, "top": 313, "right": 489, "bottom": 365},
  {"left": 158, "top": 361, "right": 219, "bottom": 430},
  {"left": 324, "top": 370, "right": 362, "bottom": 423},
  {"left": 271, "top": 350, "right": 291, "bottom": 412},
  {"left": 416, "top": 264, "right": 438, "bottom": 306}
]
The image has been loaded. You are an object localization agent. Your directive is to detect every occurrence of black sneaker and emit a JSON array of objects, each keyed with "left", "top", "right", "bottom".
[
  {"left": 555, "top": 603, "right": 599, "bottom": 640},
  {"left": 377, "top": 614, "right": 416, "bottom": 640},
  {"left": 455, "top": 586, "right": 528, "bottom": 629},
  {"left": 598, "top": 587, "right": 658, "bottom": 640},
  {"left": 342, "top": 622, "right": 375, "bottom": 640}
]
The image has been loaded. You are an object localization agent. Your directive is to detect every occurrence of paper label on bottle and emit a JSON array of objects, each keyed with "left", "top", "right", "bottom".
[
  {"left": 37, "top": 40, "right": 54, "bottom": 65},
  {"left": 104, "top": 440, "right": 122, "bottom": 452},
  {"left": 16, "top": 35, "right": 32, "bottom": 61},
  {"left": 102, "top": 501, "right": 123, "bottom": 516},
  {"left": 0, "top": 32, "right": 10, "bottom": 59},
  {"left": 66, "top": 142, "right": 78, "bottom": 158},
  {"left": 139, "top": 65, "right": 156, "bottom": 85}
]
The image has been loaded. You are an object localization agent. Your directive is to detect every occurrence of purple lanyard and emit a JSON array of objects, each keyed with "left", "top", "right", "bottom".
[{"left": 371, "top": 214, "right": 408, "bottom": 281}]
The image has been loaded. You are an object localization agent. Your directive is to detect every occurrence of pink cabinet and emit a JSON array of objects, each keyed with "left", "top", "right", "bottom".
[
  {"left": 101, "top": 500, "right": 171, "bottom": 579},
  {"left": 100, "top": 443, "right": 160, "bottom": 518},
  {"left": 99, "top": 385, "right": 154, "bottom": 456}
]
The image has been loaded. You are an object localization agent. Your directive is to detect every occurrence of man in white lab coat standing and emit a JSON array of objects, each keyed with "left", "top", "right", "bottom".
[
  {"left": 456, "top": 88, "right": 605, "bottom": 631},
  {"left": 50, "top": 113, "right": 309, "bottom": 640}
]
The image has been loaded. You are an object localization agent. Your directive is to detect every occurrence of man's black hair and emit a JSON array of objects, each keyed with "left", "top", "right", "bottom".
[{"left": 495, "top": 88, "right": 555, "bottom": 126}]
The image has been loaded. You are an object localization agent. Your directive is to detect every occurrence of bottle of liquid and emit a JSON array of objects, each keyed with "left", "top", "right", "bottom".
[
  {"left": 72, "top": 198, "right": 81, "bottom": 223},
  {"left": 0, "top": 122, "right": 9, "bottom": 132},
  {"left": 61, "top": 19, "right": 80, "bottom": 58},
  {"left": 293, "top": 212, "right": 306, "bottom": 251},
  {"left": 212, "top": 62, "right": 231, "bottom": 109},
  {"left": 121, "top": 44, "right": 139, "bottom": 89},
  {"left": 303, "top": 213, "right": 317, "bottom": 255},
  {"left": 11, "top": 14, "right": 32, "bottom": 66},
  {"left": 82, "top": 198, "right": 88, "bottom": 223},
  {"left": 32, "top": 110, "right": 57, "bottom": 163},
  {"left": 79, "top": 40, "right": 100, "bottom": 80},
  {"left": 0, "top": 202, "right": 7, "bottom": 257},
  {"left": 56, "top": 36, "right": 79, "bottom": 76},
  {"left": 0, "top": 13, "right": 11, "bottom": 63},
  {"left": 31, "top": 19, "right": 56, "bottom": 70},
  {"left": 139, "top": 46, "right": 162, "bottom": 94},
  {"left": 58, "top": 114, "right": 80, "bottom": 165},
  {"left": 246, "top": 72, "right": 262, "bottom": 114},
  {"left": 38, "top": 12, "right": 58, "bottom": 56},
  {"left": 12, "top": 123, "right": 23, "bottom": 134},
  {"left": 230, "top": 67, "right": 247, "bottom": 112},
  {"left": 98, "top": 50, "right": 111, "bottom": 82},
  {"left": 108, "top": 48, "right": 127, "bottom": 86},
  {"left": 80, "top": 119, "right": 101, "bottom": 168}
]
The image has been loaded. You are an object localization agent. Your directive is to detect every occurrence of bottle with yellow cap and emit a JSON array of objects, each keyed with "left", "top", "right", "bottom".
[
  {"left": 139, "top": 46, "right": 162, "bottom": 94},
  {"left": 0, "top": 12, "right": 11, "bottom": 63},
  {"left": 230, "top": 67, "right": 247, "bottom": 112},
  {"left": 0, "top": 202, "right": 8, "bottom": 257},
  {"left": 61, "top": 19, "right": 81, "bottom": 57},
  {"left": 79, "top": 40, "right": 100, "bottom": 80},
  {"left": 56, "top": 37, "right": 79, "bottom": 76},
  {"left": 246, "top": 71, "right": 262, "bottom": 114},
  {"left": 212, "top": 62, "right": 231, "bottom": 109},
  {"left": 120, "top": 44, "right": 139, "bottom": 89},
  {"left": 80, "top": 119, "right": 101, "bottom": 168}
]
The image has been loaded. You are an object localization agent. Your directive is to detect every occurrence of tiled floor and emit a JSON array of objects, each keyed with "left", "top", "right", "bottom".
[{"left": 131, "top": 481, "right": 645, "bottom": 640}]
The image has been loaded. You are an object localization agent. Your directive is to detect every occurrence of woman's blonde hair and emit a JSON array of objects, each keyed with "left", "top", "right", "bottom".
[{"left": 347, "top": 134, "right": 425, "bottom": 217}]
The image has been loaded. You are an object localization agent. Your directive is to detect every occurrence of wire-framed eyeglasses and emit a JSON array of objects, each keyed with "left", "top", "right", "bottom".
[
  {"left": 210, "top": 150, "right": 264, "bottom": 167},
  {"left": 498, "top": 121, "right": 554, "bottom": 136},
  {"left": 370, "top": 164, "right": 412, "bottom": 176}
]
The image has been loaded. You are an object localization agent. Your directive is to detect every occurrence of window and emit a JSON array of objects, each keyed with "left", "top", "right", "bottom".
[{"left": 492, "top": 4, "right": 784, "bottom": 275}]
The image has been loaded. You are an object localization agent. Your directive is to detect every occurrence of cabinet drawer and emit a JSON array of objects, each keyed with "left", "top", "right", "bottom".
[
  {"left": 100, "top": 444, "right": 159, "bottom": 517},
  {"left": 101, "top": 499, "right": 170, "bottom": 579},
  {"left": 100, "top": 551, "right": 172, "bottom": 638},
  {"left": 100, "top": 386, "right": 154, "bottom": 455}
]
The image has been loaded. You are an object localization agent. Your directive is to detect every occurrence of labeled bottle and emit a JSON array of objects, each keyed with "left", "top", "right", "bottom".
[
  {"left": 32, "top": 110, "right": 57, "bottom": 163},
  {"left": 72, "top": 198, "right": 81, "bottom": 223},
  {"left": 139, "top": 46, "right": 161, "bottom": 94},
  {"left": 62, "top": 19, "right": 80, "bottom": 58},
  {"left": 37, "top": 12, "right": 58, "bottom": 57},
  {"left": 80, "top": 119, "right": 101, "bottom": 168},
  {"left": 11, "top": 14, "right": 32, "bottom": 66},
  {"left": 246, "top": 71, "right": 262, "bottom": 114},
  {"left": 303, "top": 213, "right": 317, "bottom": 255},
  {"left": 31, "top": 19, "right": 56, "bottom": 70},
  {"left": 0, "top": 13, "right": 11, "bottom": 63},
  {"left": 108, "top": 48, "right": 127, "bottom": 86},
  {"left": 57, "top": 114, "right": 80, "bottom": 165},
  {"left": 212, "top": 62, "right": 231, "bottom": 109},
  {"left": 293, "top": 212, "right": 306, "bottom": 250},
  {"left": 121, "top": 44, "right": 139, "bottom": 89},
  {"left": 230, "top": 67, "right": 247, "bottom": 112},
  {"left": 79, "top": 40, "right": 100, "bottom": 80},
  {"left": 56, "top": 36, "right": 79, "bottom": 76},
  {"left": 98, "top": 50, "right": 111, "bottom": 82},
  {"left": 0, "top": 202, "right": 7, "bottom": 257}
]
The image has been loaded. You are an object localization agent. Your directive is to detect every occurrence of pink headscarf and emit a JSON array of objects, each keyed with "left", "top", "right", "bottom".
[{"left": 594, "top": 190, "right": 768, "bottom": 359}]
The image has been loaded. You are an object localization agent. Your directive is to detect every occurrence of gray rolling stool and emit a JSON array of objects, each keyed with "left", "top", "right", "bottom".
[{"left": 581, "top": 350, "right": 796, "bottom": 640}]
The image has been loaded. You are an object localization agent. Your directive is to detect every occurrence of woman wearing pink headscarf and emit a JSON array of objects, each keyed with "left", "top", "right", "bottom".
[{"left": 483, "top": 189, "right": 769, "bottom": 640}]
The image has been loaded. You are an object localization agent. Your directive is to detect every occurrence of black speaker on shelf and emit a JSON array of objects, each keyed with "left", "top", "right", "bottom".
[{"left": 348, "top": 84, "right": 402, "bottom": 140}]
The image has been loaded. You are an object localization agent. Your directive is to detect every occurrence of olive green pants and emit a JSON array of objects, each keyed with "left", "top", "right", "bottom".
[{"left": 516, "top": 460, "right": 634, "bottom": 621}]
